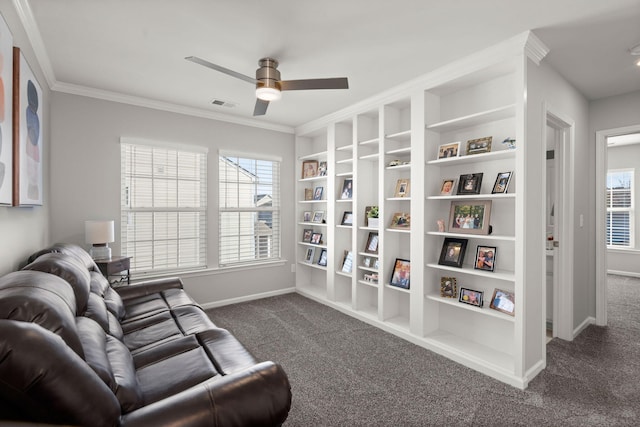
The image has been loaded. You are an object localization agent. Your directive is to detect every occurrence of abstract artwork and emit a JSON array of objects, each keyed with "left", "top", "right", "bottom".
[
  {"left": 13, "top": 47, "right": 43, "bottom": 206},
  {"left": 0, "top": 14, "right": 13, "bottom": 205}
]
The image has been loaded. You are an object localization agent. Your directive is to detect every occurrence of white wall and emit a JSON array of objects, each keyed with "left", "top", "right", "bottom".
[
  {"left": 591, "top": 90, "right": 640, "bottom": 276},
  {"left": 526, "top": 57, "right": 591, "bottom": 332},
  {"left": 0, "top": 1, "right": 50, "bottom": 275},
  {"left": 50, "top": 92, "right": 296, "bottom": 305}
]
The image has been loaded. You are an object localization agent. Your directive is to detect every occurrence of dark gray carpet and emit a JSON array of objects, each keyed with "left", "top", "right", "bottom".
[{"left": 206, "top": 275, "right": 640, "bottom": 426}]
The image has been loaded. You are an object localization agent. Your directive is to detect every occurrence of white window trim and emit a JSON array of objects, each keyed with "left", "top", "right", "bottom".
[{"left": 606, "top": 168, "right": 634, "bottom": 249}]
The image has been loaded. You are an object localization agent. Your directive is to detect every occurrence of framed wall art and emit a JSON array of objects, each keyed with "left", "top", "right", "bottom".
[
  {"left": 13, "top": 47, "right": 43, "bottom": 206},
  {"left": 0, "top": 14, "right": 13, "bottom": 205},
  {"left": 448, "top": 200, "right": 492, "bottom": 235}
]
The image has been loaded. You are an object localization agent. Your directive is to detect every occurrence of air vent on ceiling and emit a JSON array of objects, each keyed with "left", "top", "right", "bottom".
[{"left": 210, "top": 98, "right": 237, "bottom": 108}]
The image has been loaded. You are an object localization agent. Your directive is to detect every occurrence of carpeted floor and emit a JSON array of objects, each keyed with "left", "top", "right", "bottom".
[{"left": 206, "top": 275, "right": 640, "bottom": 426}]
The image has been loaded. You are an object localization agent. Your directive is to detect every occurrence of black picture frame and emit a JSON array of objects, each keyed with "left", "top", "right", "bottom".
[
  {"left": 389, "top": 258, "right": 410, "bottom": 289},
  {"left": 310, "top": 232, "right": 323, "bottom": 245},
  {"left": 440, "top": 277, "right": 457, "bottom": 298},
  {"left": 457, "top": 173, "right": 483, "bottom": 195},
  {"left": 317, "top": 249, "right": 327, "bottom": 266},
  {"left": 459, "top": 287, "right": 483, "bottom": 307},
  {"left": 438, "top": 237, "right": 468, "bottom": 268},
  {"left": 341, "top": 211, "right": 353, "bottom": 226},
  {"left": 490, "top": 288, "right": 515, "bottom": 316},
  {"left": 492, "top": 171, "right": 513, "bottom": 194},
  {"left": 302, "top": 229, "right": 313, "bottom": 243},
  {"left": 474, "top": 245, "right": 496, "bottom": 272},
  {"left": 364, "top": 232, "right": 379, "bottom": 254}
]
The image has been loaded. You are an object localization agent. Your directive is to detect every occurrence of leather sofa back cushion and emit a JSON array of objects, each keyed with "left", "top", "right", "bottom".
[
  {"left": 90, "top": 272, "right": 126, "bottom": 320},
  {"left": 23, "top": 252, "right": 91, "bottom": 314},
  {"left": 0, "top": 320, "right": 121, "bottom": 427},
  {"left": 0, "top": 271, "right": 84, "bottom": 358}
]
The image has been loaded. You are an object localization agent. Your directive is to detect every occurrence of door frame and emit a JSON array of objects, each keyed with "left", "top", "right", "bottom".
[
  {"left": 544, "top": 104, "right": 574, "bottom": 341},
  {"left": 595, "top": 124, "right": 640, "bottom": 326}
]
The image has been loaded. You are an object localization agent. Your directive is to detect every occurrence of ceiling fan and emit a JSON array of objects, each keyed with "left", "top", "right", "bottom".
[{"left": 185, "top": 56, "right": 349, "bottom": 116}]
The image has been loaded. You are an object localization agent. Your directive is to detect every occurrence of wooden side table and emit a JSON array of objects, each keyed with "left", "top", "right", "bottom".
[{"left": 95, "top": 256, "right": 131, "bottom": 286}]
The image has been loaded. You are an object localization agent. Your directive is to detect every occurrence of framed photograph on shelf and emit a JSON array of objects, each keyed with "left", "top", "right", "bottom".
[
  {"left": 363, "top": 256, "right": 372, "bottom": 268},
  {"left": 440, "top": 178, "right": 456, "bottom": 196},
  {"left": 437, "top": 141, "right": 460, "bottom": 159},
  {"left": 394, "top": 178, "right": 410, "bottom": 198},
  {"left": 438, "top": 237, "right": 468, "bottom": 268},
  {"left": 303, "top": 211, "right": 312, "bottom": 222},
  {"left": 389, "top": 258, "right": 410, "bottom": 289},
  {"left": 341, "top": 211, "right": 353, "bottom": 225},
  {"left": 474, "top": 245, "right": 496, "bottom": 272},
  {"left": 304, "top": 247, "right": 315, "bottom": 264},
  {"left": 313, "top": 186, "right": 324, "bottom": 200},
  {"left": 448, "top": 200, "right": 492, "bottom": 235},
  {"left": 466, "top": 136, "right": 492, "bottom": 155},
  {"left": 302, "top": 229, "right": 313, "bottom": 243},
  {"left": 341, "top": 251, "right": 354, "bottom": 273},
  {"left": 318, "top": 161, "right": 328, "bottom": 176},
  {"left": 492, "top": 171, "right": 513, "bottom": 194},
  {"left": 312, "top": 211, "right": 324, "bottom": 223},
  {"left": 340, "top": 178, "right": 353, "bottom": 199},
  {"left": 304, "top": 188, "right": 313, "bottom": 200},
  {"left": 317, "top": 249, "right": 328, "bottom": 266},
  {"left": 490, "top": 288, "right": 515, "bottom": 316},
  {"left": 440, "top": 277, "right": 457, "bottom": 298},
  {"left": 302, "top": 160, "right": 318, "bottom": 179},
  {"left": 457, "top": 173, "right": 483, "bottom": 195},
  {"left": 389, "top": 212, "right": 410, "bottom": 229},
  {"left": 459, "top": 287, "right": 484, "bottom": 307},
  {"left": 310, "top": 232, "right": 323, "bottom": 245},
  {"left": 364, "top": 232, "right": 379, "bottom": 254}
]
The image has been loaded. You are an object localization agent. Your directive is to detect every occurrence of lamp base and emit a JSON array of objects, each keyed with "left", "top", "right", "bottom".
[{"left": 90, "top": 244, "right": 112, "bottom": 260}]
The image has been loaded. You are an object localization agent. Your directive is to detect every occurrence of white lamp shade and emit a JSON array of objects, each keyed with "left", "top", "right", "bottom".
[{"left": 85, "top": 220, "right": 115, "bottom": 244}]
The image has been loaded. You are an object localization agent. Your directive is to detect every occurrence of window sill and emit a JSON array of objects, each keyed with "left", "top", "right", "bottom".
[
  {"left": 607, "top": 247, "right": 640, "bottom": 254},
  {"left": 131, "top": 259, "right": 288, "bottom": 282}
]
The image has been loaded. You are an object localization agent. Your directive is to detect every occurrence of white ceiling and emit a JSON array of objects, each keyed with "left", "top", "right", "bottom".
[{"left": 22, "top": 0, "right": 640, "bottom": 131}]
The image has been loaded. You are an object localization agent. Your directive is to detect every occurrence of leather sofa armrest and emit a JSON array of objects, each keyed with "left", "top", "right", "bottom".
[
  {"left": 115, "top": 277, "right": 184, "bottom": 300},
  {"left": 120, "top": 361, "right": 291, "bottom": 427}
]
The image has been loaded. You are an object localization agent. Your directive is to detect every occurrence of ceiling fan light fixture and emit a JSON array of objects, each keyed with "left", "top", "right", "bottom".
[{"left": 256, "top": 86, "right": 282, "bottom": 101}]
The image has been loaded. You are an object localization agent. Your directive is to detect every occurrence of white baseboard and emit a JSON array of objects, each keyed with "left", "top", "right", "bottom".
[
  {"left": 573, "top": 316, "right": 595, "bottom": 339},
  {"left": 607, "top": 270, "right": 640, "bottom": 278},
  {"left": 200, "top": 287, "right": 296, "bottom": 310}
]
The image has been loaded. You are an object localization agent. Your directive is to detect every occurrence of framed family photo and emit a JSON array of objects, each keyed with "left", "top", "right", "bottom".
[
  {"left": 440, "top": 277, "right": 457, "bottom": 298},
  {"left": 341, "top": 211, "right": 353, "bottom": 226},
  {"left": 490, "top": 288, "right": 515, "bottom": 316},
  {"left": 457, "top": 173, "right": 483, "bottom": 195},
  {"left": 304, "top": 247, "right": 315, "bottom": 263},
  {"left": 310, "top": 232, "right": 323, "bottom": 245},
  {"left": 474, "top": 245, "right": 496, "bottom": 272},
  {"left": 438, "top": 237, "right": 468, "bottom": 268},
  {"left": 459, "top": 288, "right": 484, "bottom": 307},
  {"left": 303, "top": 211, "right": 312, "bottom": 222},
  {"left": 364, "top": 232, "right": 379, "bottom": 254},
  {"left": 466, "top": 136, "right": 492, "bottom": 155},
  {"left": 448, "top": 200, "right": 492, "bottom": 235},
  {"left": 313, "top": 186, "right": 324, "bottom": 200},
  {"left": 440, "top": 178, "right": 456, "bottom": 196},
  {"left": 492, "top": 171, "right": 513, "bottom": 194},
  {"left": 437, "top": 141, "right": 460, "bottom": 159},
  {"left": 317, "top": 249, "right": 328, "bottom": 266},
  {"left": 389, "top": 258, "right": 410, "bottom": 289},
  {"left": 340, "top": 178, "right": 353, "bottom": 199},
  {"left": 394, "top": 178, "right": 410, "bottom": 198},
  {"left": 312, "top": 211, "right": 324, "bottom": 223},
  {"left": 302, "top": 160, "right": 318, "bottom": 179},
  {"left": 389, "top": 212, "right": 410, "bottom": 229},
  {"left": 302, "top": 229, "right": 313, "bottom": 243}
]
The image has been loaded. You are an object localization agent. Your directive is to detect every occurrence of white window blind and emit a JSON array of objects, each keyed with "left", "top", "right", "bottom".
[
  {"left": 219, "top": 155, "right": 280, "bottom": 266},
  {"left": 121, "top": 139, "right": 207, "bottom": 274},
  {"left": 606, "top": 169, "right": 634, "bottom": 248}
]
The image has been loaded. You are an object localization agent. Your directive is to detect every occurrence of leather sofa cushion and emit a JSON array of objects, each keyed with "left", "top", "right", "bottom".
[
  {"left": 198, "top": 328, "right": 258, "bottom": 375},
  {"left": 23, "top": 252, "right": 91, "bottom": 314},
  {"left": 104, "top": 286, "right": 126, "bottom": 320},
  {"left": 85, "top": 292, "right": 110, "bottom": 332},
  {"left": 107, "top": 334, "right": 144, "bottom": 412},
  {"left": 28, "top": 242, "right": 101, "bottom": 273},
  {"left": 122, "top": 311, "right": 184, "bottom": 352},
  {"left": 0, "top": 271, "right": 84, "bottom": 358},
  {"left": 76, "top": 316, "right": 117, "bottom": 390}
]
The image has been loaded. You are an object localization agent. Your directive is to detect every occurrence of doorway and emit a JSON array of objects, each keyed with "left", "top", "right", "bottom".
[{"left": 545, "top": 106, "right": 574, "bottom": 341}]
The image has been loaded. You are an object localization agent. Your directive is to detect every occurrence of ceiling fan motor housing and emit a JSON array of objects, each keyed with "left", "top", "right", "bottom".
[{"left": 256, "top": 57, "right": 281, "bottom": 90}]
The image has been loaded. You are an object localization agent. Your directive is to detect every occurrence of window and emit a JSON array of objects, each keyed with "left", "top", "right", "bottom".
[
  {"left": 219, "top": 154, "right": 280, "bottom": 266},
  {"left": 606, "top": 169, "right": 634, "bottom": 248},
  {"left": 121, "top": 139, "right": 207, "bottom": 274}
]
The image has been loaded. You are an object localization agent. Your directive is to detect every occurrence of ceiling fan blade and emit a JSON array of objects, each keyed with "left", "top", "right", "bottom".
[
  {"left": 253, "top": 99, "right": 270, "bottom": 116},
  {"left": 185, "top": 56, "right": 257, "bottom": 84},
  {"left": 280, "top": 77, "right": 349, "bottom": 91}
]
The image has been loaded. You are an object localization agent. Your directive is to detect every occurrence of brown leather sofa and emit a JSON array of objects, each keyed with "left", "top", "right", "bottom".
[{"left": 0, "top": 243, "right": 291, "bottom": 426}]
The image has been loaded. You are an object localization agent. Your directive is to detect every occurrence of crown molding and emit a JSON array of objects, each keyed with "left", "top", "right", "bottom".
[
  {"left": 523, "top": 31, "right": 549, "bottom": 65},
  {"left": 52, "top": 81, "right": 295, "bottom": 134}
]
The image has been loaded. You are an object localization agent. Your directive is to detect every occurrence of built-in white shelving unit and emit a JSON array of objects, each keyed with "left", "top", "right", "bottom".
[{"left": 295, "top": 33, "right": 548, "bottom": 389}]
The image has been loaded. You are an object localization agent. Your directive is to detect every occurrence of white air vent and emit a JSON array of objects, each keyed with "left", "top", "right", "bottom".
[{"left": 210, "top": 99, "right": 237, "bottom": 108}]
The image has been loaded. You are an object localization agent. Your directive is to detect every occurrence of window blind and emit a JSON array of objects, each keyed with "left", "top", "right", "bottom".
[
  {"left": 219, "top": 155, "right": 280, "bottom": 266},
  {"left": 606, "top": 169, "right": 634, "bottom": 248},
  {"left": 121, "top": 139, "right": 207, "bottom": 274}
]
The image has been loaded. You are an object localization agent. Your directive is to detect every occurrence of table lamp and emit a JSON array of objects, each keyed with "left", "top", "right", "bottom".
[{"left": 85, "top": 220, "right": 115, "bottom": 260}]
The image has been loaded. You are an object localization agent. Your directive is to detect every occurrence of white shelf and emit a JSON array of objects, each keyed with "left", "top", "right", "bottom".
[
  {"left": 385, "top": 164, "right": 411, "bottom": 170},
  {"left": 426, "top": 231, "right": 515, "bottom": 242},
  {"left": 298, "top": 242, "right": 327, "bottom": 249},
  {"left": 298, "top": 221, "right": 327, "bottom": 227},
  {"left": 427, "top": 193, "right": 516, "bottom": 200},
  {"left": 298, "top": 151, "right": 328, "bottom": 160},
  {"left": 299, "top": 200, "right": 326, "bottom": 204},
  {"left": 426, "top": 104, "right": 516, "bottom": 132},
  {"left": 298, "top": 176, "right": 328, "bottom": 183},
  {"left": 385, "top": 314, "right": 410, "bottom": 332},
  {"left": 426, "top": 263, "right": 515, "bottom": 282},
  {"left": 336, "top": 171, "right": 353, "bottom": 177},
  {"left": 426, "top": 149, "right": 516, "bottom": 166},
  {"left": 426, "top": 294, "right": 515, "bottom": 322},
  {"left": 359, "top": 226, "right": 380, "bottom": 232},
  {"left": 359, "top": 153, "right": 379, "bottom": 161},
  {"left": 336, "top": 158, "right": 353, "bottom": 165},
  {"left": 297, "top": 261, "right": 328, "bottom": 272},
  {"left": 386, "top": 130, "right": 412, "bottom": 141},
  {"left": 357, "top": 279, "right": 379, "bottom": 288},
  {"left": 386, "top": 147, "right": 411, "bottom": 155},
  {"left": 358, "top": 266, "right": 378, "bottom": 273},
  {"left": 336, "top": 145, "right": 354, "bottom": 152},
  {"left": 358, "top": 137, "right": 379, "bottom": 146},
  {"left": 386, "top": 197, "right": 411, "bottom": 201},
  {"left": 336, "top": 199, "right": 353, "bottom": 203},
  {"left": 335, "top": 270, "right": 353, "bottom": 278},
  {"left": 387, "top": 228, "right": 411, "bottom": 234},
  {"left": 385, "top": 284, "right": 410, "bottom": 294},
  {"left": 357, "top": 251, "right": 379, "bottom": 258}
]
